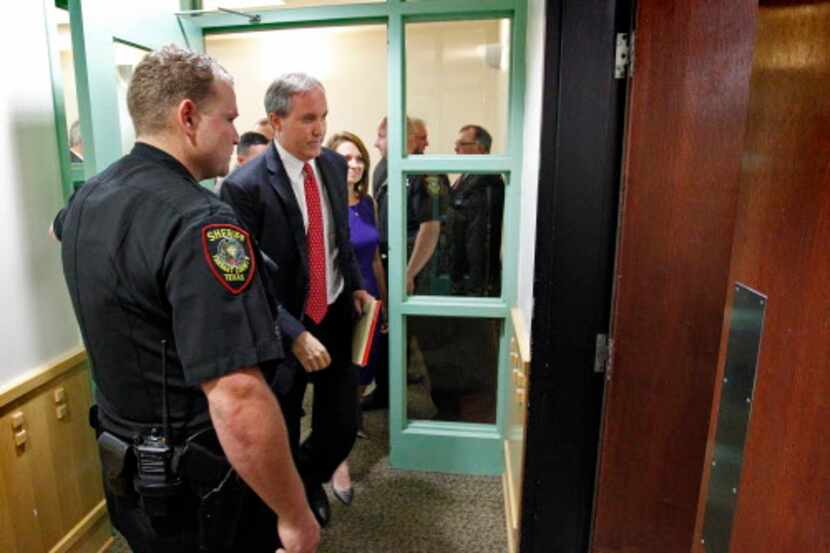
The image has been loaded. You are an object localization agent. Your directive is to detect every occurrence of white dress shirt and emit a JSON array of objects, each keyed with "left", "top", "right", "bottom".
[{"left": 274, "top": 140, "right": 344, "bottom": 305}]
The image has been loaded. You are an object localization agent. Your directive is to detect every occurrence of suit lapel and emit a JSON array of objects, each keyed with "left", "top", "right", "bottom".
[{"left": 265, "top": 144, "right": 307, "bottom": 265}]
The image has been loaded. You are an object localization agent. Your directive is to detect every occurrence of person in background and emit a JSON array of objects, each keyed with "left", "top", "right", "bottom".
[
  {"left": 68, "top": 120, "right": 84, "bottom": 162},
  {"left": 254, "top": 116, "right": 275, "bottom": 141},
  {"left": 363, "top": 116, "right": 447, "bottom": 408},
  {"left": 449, "top": 124, "right": 504, "bottom": 297},
  {"left": 325, "top": 131, "right": 387, "bottom": 506},
  {"left": 419, "top": 124, "right": 505, "bottom": 422},
  {"left": 403, "top": 117, "right": 450, "bottom": 295},
  {"left": 408, "top": 117, "right": 428, "bottom": 155},
  {"left": 371, "top": 116, "right": 442, "bottom": 296},
  {"left": 221, "top": 73, "right": 371, "bottom": 528},
  {"left": 214, "top": 131, "right": 270, "bottom": 195},
  {"left": 237, "top": 131, "right": 270, "bottom": 166},
  {"left": 50, "top": 121, "right": 87, "bottom": 238}
]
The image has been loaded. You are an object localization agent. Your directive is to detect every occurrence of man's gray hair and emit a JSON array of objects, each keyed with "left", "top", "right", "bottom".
[
  {"left": 264, "top": 73, "right": 324, "bottom": 117},
  {"left": 69, "top": 120, "right": 82, "bottom": 148}
]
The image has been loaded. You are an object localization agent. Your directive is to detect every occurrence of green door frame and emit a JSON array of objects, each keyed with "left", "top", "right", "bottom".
[
  {"left": 66, "top": 0, "right": 527, "bottom": 475},
  {"left": 43, "top": 0, "right": 75, "bottom": 200},
  {"left": 67, "top": 0, "right": 203, "bottom": 178}
]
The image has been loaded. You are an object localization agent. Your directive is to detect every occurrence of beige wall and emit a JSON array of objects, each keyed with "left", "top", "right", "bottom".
[
  {"left": 517, "top": 0, "right": 546, "bottom": 331},
  {"left": 59, "top": 49, "right": 79, "bottom": 136},
  {"left": 406, "top": 19, "right": 510, "bottom": 155},
  {"left": 0, "top": 1, "right": 82, "bottom": 384},
  {"left": 207, "top": 25, "right": 388, "bottom": 171},
  {"left": 205, "top": 19, "right": 510, "bottom": 169}
]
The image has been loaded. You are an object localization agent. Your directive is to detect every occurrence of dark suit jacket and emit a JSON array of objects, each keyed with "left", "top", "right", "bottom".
[
  {"left": 448, "top": 173, "right": 505, "bottom": 296},
  {"left": 220, "top": 143, "right": 363, "bottom": 340}
]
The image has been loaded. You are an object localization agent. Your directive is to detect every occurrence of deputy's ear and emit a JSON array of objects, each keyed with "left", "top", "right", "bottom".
[{"left": 176, "top": 99, "right": 200, "bottom": 138}]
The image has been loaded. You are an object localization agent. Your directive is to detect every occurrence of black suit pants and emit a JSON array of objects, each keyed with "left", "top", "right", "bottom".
[{"left": 282, "top": 291, "right": 359, "bottom": 486}]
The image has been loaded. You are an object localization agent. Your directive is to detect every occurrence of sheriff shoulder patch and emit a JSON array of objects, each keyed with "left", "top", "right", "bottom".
[{"left": 201, "top": 223, "right": 256, "bottom": 294}]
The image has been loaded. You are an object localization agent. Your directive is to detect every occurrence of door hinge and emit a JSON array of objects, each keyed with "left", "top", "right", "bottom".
[
  {"left": 615, "top": 32, "right": 635, "bottom": 79},
  {"left": 594, "top": 334, "right": 614, "bottom": 373}
]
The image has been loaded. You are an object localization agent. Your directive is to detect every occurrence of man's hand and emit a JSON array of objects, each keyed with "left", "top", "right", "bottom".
[
  {"left": 405, "top": 220, "right": 439, "bottom": 295},
  {"left": 276, "top": 509, "right": 320, "bottom": 553},
  {"left": 48, "top": 223, "right": 59, "bottom": 242},
  {"left": 353, "top": 289, "right": 373, "bottom": 315},
  {"left": 291, "top": 331, "right": 331, "bottom": 372}
]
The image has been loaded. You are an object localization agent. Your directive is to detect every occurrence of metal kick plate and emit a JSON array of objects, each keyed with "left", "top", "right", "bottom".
[{"left": 701, "top": 283, "right": 767, "bottom": 553}]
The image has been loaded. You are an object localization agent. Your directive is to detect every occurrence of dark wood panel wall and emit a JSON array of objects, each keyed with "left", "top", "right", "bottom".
[
  {"left": 591, "top": 2, "right": 757, "bottom": 552},
  {"left": 693, "top": 3, "right": 830, "bottom": 552}
]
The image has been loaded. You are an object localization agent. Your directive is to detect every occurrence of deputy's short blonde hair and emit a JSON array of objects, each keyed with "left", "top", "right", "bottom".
[{"left": 127, "top": 45, "right": 232, "bottom": 135}]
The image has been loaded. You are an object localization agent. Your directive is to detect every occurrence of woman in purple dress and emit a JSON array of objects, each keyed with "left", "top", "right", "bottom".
[{"left": 325, "top": 131, "right": 387, "bottom": 505}]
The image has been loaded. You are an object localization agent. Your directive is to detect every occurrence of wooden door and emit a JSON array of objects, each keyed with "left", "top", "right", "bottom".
[
  {"left": 692, "top": 3, "right": 830, "bottom": 552},
  {"left": 590, "top": 2, "right": 758, "bottom": 552}
]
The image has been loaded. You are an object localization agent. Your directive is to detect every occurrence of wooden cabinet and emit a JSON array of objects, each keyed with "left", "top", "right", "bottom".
[
  {"left": 504, "top": 308, "right": 531, "bottom": 553},
  {"left": 0, "top": 351, "right": 110, "bottom": 553}
]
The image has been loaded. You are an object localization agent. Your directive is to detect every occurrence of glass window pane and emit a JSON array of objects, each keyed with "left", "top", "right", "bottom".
[
  {"left": 52, "top": 6, "right": 85, "bottom": 187},
  {"left": 113, "top": 42, "right": 150, "bottom": 156},
  {"left": 401, "top": 172, "right": 505, "bottom": 297},
  {"left": 405, "top": 19, "right": 511, "bottom": 155},
  {"left": 407, "top": 316, "right": 502, "bottom": 424},
  {"left": 206, "top": 24, "right": 388, "bottom": 175},
  {"left": 201, "top": 0, "right": 383, "bottom": 10}
]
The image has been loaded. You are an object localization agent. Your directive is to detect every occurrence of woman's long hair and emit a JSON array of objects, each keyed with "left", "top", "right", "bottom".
[{"left": 326, "top": 131, "right": 371, "bottom": 200}]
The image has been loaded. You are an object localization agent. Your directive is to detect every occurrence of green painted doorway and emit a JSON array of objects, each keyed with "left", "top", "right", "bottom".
[{"left": 69, "top": 0, "right": 528, "bottom": 475}]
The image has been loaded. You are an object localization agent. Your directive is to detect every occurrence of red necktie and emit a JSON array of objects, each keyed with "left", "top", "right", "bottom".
[{"left": 303, "top": 163, "right": 328, "bottom": 324}]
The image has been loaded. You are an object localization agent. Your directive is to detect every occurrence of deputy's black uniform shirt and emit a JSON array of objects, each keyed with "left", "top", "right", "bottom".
[
  {"left": 59, "top": 143, "right": 283, "bottom": 434},
  {"left": 375, "top": 172, "right": 437, "bottom": 250}
]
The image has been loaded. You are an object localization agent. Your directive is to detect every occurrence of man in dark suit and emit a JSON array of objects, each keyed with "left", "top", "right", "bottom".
[
  {"left": 422, "top": 124, "right": 505, "bottom": 422},
  {"left": 449, "top": 124, "right": 505, "bottom": 297},
  {"left": 220, "top": 73, "right": 371, "bottom": 528}
]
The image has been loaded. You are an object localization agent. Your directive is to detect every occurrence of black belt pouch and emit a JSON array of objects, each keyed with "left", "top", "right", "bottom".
[{"left": 97, "top": 431, "right": 132, "bottom": 496}]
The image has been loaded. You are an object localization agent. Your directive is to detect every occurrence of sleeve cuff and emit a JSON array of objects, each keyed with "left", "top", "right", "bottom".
[
  {"left": 183, "top": 337, "right": 284, "bottom": 386},
  {"left": 278, "top": 308, "right": 306, "bottom": 340}
]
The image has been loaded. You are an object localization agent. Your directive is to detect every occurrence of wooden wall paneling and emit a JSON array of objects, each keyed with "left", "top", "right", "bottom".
[
  {"left": 0, "top": 436, "right": 17, "bottom": 553},
  {"left": 693, "top": 3, "right": 830, "bottom": 552},
  {"left": 49, "top": 372, "right": 87, "bottom": 541},
  {"left": 50, "top": 500, "right": 111, "bottom": 553},
  {"left": 1, "top": 405, "right": 47, "bottom": 553},
  {"left": 0, "top": 349, "right": 86, "bottom": 408},
  {"left": 0, "top": 353, "right": 109, "bottom": 553},
  {"left": 68, "top": 514, "right": 112, "bottom": 553},
  {"left": 25, "top": 390, "right": 67, "bottom": 549},
  {"left": 590, "top": 2, "right": 758, "bottom": 553},
  {"left": 504, "top": 308, "right": 531, "bottom": 553},
  {"left": 46, "top": 366, "right": 105, "bottom": 546},
  {"left": 70, "top": 367, "right": 106, "bottom": 521}
]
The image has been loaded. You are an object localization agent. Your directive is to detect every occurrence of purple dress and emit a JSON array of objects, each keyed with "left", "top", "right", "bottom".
[{"left": 349, "top": 196, "right": 382, "bottom": 384}]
